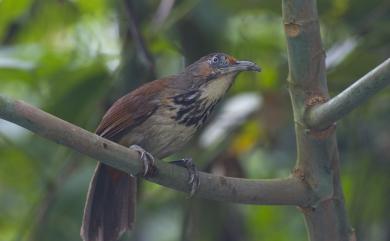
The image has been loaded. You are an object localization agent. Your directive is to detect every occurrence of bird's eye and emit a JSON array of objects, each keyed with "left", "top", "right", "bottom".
[{"left": 212, "top": 56, "right": 219, "bottom": 63}]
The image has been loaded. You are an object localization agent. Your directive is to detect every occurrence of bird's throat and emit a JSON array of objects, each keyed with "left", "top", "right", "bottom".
[
  {"left": 169, "top": 74, "right": 235, "bottom": 129},
  {"left": 200, "top": 73, "right": 235, "bottom": 101}
]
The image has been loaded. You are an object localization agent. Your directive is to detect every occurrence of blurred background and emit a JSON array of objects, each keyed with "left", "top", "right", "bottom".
[{"left": 0, "top": 0, "right": 389, "bottom": 241}]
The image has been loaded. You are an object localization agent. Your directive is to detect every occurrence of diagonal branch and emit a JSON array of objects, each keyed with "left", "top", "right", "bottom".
[
  {"left": 121, "top": 0, "right": 155, "bottom": 76},
  {"left": 305, "top": 58, "right": 390, "bottom": 130},
  {"left": 152, "top": 0, "right": 176, "bottom": 28},
  {"left": 0, "top": 94, "right": 311, "bottom": 206}
]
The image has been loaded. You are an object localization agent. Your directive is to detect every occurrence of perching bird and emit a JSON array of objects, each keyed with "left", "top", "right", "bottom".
[{"left": 81, "top": 53, "right": 260, "bottom": 241}]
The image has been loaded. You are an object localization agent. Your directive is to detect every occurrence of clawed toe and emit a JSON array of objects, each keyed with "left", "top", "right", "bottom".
[
  {"left": 130, "top": 145, "right": 155, "bottom": 176},
  {"left": 170, "top": 158, "right": 200, "bottom": 197}
]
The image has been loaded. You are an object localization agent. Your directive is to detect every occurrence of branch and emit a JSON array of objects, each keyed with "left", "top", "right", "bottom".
[
  {"left": 306, "top": 58, "right": 390, "bottom": 130},
  {"left": 0, "top": 94, "right": 311, "bottom": 206},
  {"left": 121, "top": 0, "right": 155, "bottom": 75},
  {"left": 283, "top": 0, "right": 353, "bottom": 240},
  {"left": 152, "top": 0, "right": 175, "bottom": 28}
]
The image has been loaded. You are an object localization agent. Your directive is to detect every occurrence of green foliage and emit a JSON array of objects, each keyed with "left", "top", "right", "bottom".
[{"left": 0, "top": 0, "right": 389, "bottom": 241}]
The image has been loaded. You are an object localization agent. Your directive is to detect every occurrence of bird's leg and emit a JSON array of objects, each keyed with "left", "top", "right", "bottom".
[
  {"left": 129, "top": 145, "right": 155, "bottom": 176},
  {"left": 169, "top": 158, "right": 200, "bottom": 197}
]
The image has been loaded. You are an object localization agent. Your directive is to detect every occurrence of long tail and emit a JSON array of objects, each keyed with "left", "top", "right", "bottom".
[{"left": 81, "top": 163, "right": 136, "bottom": 241}]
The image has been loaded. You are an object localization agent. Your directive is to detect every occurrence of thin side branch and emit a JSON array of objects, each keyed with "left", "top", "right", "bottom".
[
  {"left": 121, "top": 0, "right": 155, "bottom": 74},
  {"left": 0, "top": 95, "right": 311, "bottom": 206},
  {"left": 306, "top": 58, "right": 390, "bottom": 130},
  {"left": 152, "top": 0, "right": 175, "bottom": 28}
]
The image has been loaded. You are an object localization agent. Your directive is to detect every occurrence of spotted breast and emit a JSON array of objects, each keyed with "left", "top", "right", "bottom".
[{"left": 170, "top": 90, "right": 219, "bottom": 129}]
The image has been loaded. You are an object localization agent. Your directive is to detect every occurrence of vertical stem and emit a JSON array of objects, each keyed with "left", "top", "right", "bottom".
[{"left": 281, "top": 0, "right": 354, "bottom": 240}]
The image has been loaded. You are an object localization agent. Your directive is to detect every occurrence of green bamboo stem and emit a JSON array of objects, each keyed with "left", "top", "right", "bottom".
[{"left": 282, "top": 0, "right": 354, "bottom": 240}]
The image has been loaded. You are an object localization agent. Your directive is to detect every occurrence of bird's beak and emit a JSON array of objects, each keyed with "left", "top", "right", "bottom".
[{"left": 221, "top": 60, "right": 261, "bottom": 74}]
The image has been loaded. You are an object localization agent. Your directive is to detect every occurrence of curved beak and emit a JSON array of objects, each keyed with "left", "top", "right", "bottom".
[{"left": 221, "top": 60, "right": 261, "bottom": 74}]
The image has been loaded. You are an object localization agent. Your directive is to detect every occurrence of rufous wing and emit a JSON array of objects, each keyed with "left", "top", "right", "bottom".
[
  {"left": 81, "top": 78, "right": 169, "bottom": 241},
  {"left": 95, "top": 78, "right": 168, "bottom": 141}
]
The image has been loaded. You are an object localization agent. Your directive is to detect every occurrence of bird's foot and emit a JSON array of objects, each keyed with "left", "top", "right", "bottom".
[
  {"left": 129, "top": 145, "right": 155, "bottom": 176},
  {"left": 170, "top": 158, "right": 200, "bottom": 197}
]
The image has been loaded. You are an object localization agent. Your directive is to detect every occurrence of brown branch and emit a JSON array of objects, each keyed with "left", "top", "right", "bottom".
[
  {"left": 0, "top": 94, "right": 312, "bottom": 206},
  {"left": 121, "top": 0, "right": 155, "bottom": 75}
]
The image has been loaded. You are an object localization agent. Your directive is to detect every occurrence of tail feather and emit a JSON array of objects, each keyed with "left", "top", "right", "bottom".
[{"left": 81, "top": 163, "right": 136, "bottom": 241}]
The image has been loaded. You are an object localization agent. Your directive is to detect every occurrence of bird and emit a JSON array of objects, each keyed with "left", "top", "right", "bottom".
[{"left": 80, "top": 52, "right": 260, "bottom": 241}]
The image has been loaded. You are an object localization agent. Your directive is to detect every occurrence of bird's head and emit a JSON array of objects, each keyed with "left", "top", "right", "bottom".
[
  {"left": 179, "top": 53, "right": 261, "bottom": 99},
  {"left": 185, "top": 53, "right": 260, "bottom": 81}
]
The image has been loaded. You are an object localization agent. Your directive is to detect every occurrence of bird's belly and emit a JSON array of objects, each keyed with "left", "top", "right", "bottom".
[{"left": 118, "top": 111, "right": 197, "bottom": 159}]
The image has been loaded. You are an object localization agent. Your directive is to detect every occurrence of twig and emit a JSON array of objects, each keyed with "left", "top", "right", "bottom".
[
  {"left": 28, "top": 157, "right": 81, "bottom": 241},
  {"left": 152, "top": 0, "right": 175, "bottom": 28},
  {"left": 0, "top": 94, "right": 311, "bottom": 206},
  {"left": 121, "top": 0, "right": 155, "bottom": 75},
  {"left": 305, "top": 58, "right": 390, "bottom": 130}
]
